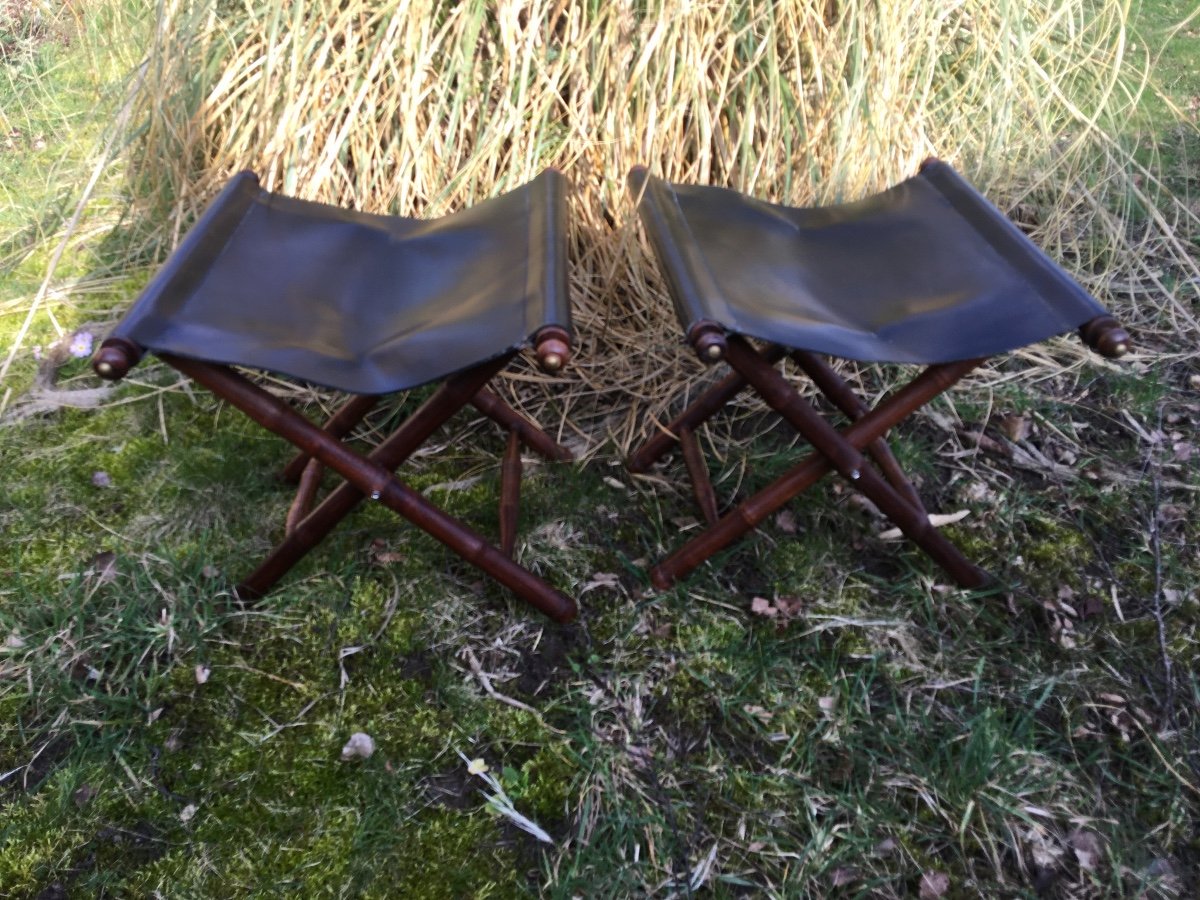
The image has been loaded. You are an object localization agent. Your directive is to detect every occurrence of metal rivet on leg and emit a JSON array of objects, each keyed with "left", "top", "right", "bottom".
[{"left": 849, "top": 469, "right": 861, "bottom": 480}]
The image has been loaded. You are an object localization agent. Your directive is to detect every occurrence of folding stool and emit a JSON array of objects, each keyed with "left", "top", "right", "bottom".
[
  {"left": 626, "top": 160, "right": 1130, "bottom": 591},
  {"left": 94, "top": 170, "right": 578, "bottom": 622}
]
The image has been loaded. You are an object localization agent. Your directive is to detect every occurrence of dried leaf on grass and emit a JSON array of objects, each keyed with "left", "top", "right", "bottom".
[
  {"left": 1068, "top": 828, "right": 1104, "bottom": 872},
  {"left": 829, "top": 866, "right": 860, "bottom": 887},
  {"left": 83, "top": 551, "right": 118, "bottom": 585},
  {"left": 919, "top": 870, "right": 951, "bottom": 898},
  {"left": 773, "top": 509, "right": 799, "bottom": 534},
  {"left": 998, "top": 413, "right": 1032, "bottom": 442},
  {"left": 341, "top": 732, "right": 375, "bottom": 761},
  {"left": 367, "top": 538, "right": 405, "bottom": 566},
  {"left": 580, "top": 572, "right": 621, "bottom": 594},
  {"left": 72, "top": 784, "right": 97, "bottom": 808},
  {"left": 749, "top": 596, "right": 805, "bottom": 626}
]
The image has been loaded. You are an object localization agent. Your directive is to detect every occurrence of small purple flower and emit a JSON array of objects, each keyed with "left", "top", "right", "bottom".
[
  {"left": 92, "top": 471, "right": 112, "bottom": 488},
  {"left": 68, "top": 331, "right": 94, "bottom": 359}
]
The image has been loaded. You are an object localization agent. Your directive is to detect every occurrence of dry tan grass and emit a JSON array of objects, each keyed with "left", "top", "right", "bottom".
[{"left": 114, "top": 0, "right": 1198, "bottom": 452}]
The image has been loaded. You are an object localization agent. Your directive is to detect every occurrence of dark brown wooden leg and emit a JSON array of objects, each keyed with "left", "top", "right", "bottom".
[
  {"left": 678, "top": 425, "right": 719, "bottom": 525},
  {"left": 163, "top": 355, "right": 576, "bottom": 622},
  {"left": 651, "top": 353, "right": 984, "bottom": 590},
  {"left": 724, "top": 337, "right": 985, "bottom": 587},
  {"left": 285, "top": 458, "right": 323, "bottom": 534},
  {"left": 499, "top": 430, "right": 522, "bottom": 558},
  {"left": 236, "top": 358, "right": 510, "bottom": 599},
  {"left": 281, "top": 394, "right": 379, "bottom": 483},
  {"left": 627, "top": 344, "right": 789, "bottom": 473},
  {"left": 470, "top": 387, "right": 573, "bottom": 462},
  {"left": 791, "top": 351, "right": 926, "bottom": 513}
]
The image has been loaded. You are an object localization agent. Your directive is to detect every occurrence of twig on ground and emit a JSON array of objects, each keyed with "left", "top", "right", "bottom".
[{"left": 461, "top": 647, "right": 563, "bottom": 734}]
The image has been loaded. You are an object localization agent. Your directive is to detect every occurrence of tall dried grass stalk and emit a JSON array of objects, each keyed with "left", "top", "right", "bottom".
[{"left": 120, "top": 0, "right": 1198, "bottom": 450}]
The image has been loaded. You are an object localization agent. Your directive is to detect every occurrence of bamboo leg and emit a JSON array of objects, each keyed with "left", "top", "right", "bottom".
[
  {"left": 281, "top": 394, "right": 379, "bottom": 483},
  {"left": 499, "top": 430, "right": 522, "bottom": 558},
  {"left": 627, "top": 344, "right": 788, "bottom": 473},
  {"left": 725, "top": 338, "right": 984, "bottom": 587},
  {"left": 470, "top": 387, "right": 573, "bottom": 462},
  {"left": 233, "top": 358, "right": 507, "bottom": 597},
  {"left": 651, "top": 353, "right": 984, "bottom": 590},
  {"left": 791, "top": 351, "right": 926, "bottom": 513},
  {"left": 163, "top": 356, "right": 576, "bottom": 623},
  {"left": 678, "top": 425, "right": 719, "bottom": 525},
  {"left": 238, "top": 360, "right": 508, "bottom": 599},
  {"left": 285, "top": 458, "right": 323, "bottom": 534}
]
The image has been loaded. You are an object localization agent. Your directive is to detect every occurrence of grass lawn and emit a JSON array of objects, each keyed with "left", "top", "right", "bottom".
[{"left": 1, "top": 1, "right": 1197, "bottom": 897}]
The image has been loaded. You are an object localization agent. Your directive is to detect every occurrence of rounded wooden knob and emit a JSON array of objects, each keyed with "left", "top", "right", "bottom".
[
  {"left": 92, "top": 338, "right": 142, "bottom": 381},
  {"left": 689, "top": 322, "right": 727, "bottom": 364},
  {"left": 1080, "top": 316, "right": 1131, "bottom": 359},
  {"left": 534, "top": 327, "right": 571, "bottom": 373}
]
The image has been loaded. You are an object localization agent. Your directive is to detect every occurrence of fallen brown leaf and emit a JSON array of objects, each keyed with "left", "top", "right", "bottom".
[
  {"left": 72, "top": 784, "right": 97, "bottom": 808},
  {"left": 773, "top": 508, "right": 798, "bottom": 534},
  {"left": 367, "top": 538, "right": 405, "bottom": 566},
  {"left": 750, "top": 597, "right": 776, "bottom": 618},
  {"left": 919, "top": 871, "right": 950, "bottom": 899},
  {"left": 1068, "top": 828, "right": 1104, "bottom": 872},
  {"left": 998, "top": 413, "right": 1032, "bottom": 442},
  {"left": 959, "top": 427, "right": 1011, "bottom": 458},
  {"left": 580, "top": 572, "right": 621, "bottom": 594},
  {"left": 84, "top": 551, "right": 118, "bottom": 585},
  {"left": 829, "top": 866, "right": 859, "bottom": 887}
]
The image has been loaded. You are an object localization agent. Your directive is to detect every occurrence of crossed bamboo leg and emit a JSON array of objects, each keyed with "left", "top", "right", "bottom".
[
  {"left": 162, "top": 353, "right": 577, "bottom": 622},
  {"left": 630, "top": 337, "right": 987, "bottom": 591}
]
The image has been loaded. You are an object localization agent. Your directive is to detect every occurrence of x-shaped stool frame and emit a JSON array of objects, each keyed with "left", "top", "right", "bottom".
[
  {"left": 95, "top": 333, "right": 578, "bottom": 623},
  {"left": 629, "top": 316, "right": 1128, "bottom": 591}
]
